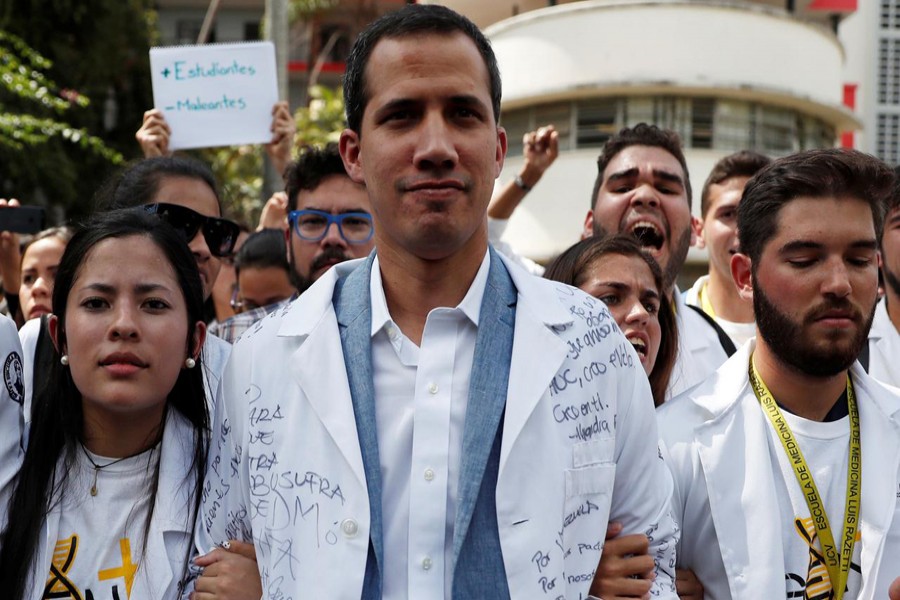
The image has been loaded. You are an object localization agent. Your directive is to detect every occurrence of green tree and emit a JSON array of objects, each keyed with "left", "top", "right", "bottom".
[{"left": 0, "top": 0, "right": 155, "bottom": 220}]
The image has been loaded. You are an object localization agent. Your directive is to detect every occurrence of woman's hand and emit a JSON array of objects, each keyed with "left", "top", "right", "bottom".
[
  {"left": 135, "top": 109, "right": 171, "bottom": 157},
  {"left": 190, "top": 540, "right": 261, "bottom": 600},
  {"left": 0, "top": 199, "right": 23, "bottom": 294},
  {"left": 589, "top": 522, "right": 655, "bottom": 599},
  {"left": 675, "top": 568, "right": 704, "bottom": 600}
]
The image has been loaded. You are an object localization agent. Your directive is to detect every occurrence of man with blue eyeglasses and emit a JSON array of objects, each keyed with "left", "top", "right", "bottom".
[{"left": 209, "top": 143, "right": 374, "bottom": 343}]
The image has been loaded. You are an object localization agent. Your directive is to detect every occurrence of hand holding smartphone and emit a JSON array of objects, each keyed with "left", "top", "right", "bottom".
[{"left": 0, "top": 205, "right": 45, "bottom": 234}]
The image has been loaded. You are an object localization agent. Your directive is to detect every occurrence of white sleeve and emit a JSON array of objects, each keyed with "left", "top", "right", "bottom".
[
  {"left": 17, "top": 317, "right": 41, "bottom": 429},
  {"left": 608, "top": 362, "right": 679, "bottom": 598},
  {"left": 0, "top": 315, "right": 26, "bottom": 525},
  {"left": 183, "top": 346, "right": 254, "bottom": 594}
]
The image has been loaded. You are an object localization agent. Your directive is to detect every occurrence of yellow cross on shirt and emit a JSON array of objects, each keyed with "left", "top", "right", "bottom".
[{"left": 98, "top": 538, "right": 138, "bottom": 598}]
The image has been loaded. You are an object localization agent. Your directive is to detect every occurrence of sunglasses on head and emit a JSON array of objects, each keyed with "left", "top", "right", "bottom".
[{"left": 143, "top": 203, "right": 240, "bottom": 257}]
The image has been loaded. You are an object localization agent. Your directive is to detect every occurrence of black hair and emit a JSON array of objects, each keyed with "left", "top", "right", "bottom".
[
  {"left": 739, "top": 148, "right": 894, "bottom": 265},
  {"left": 284, "top": 143, "right": 354, "bottom": 211},
  {"left": 234, "top": 228, "right": 290, "bottom": 277},
  {"left": 700, "top": 151, "right": 771, "bottom": 218},
  {"left": 889, "top": 165, "right": 900, "bottom": 215},
  {"left": 590, "top": 123, "right": 692, "bottom": 209},
  {"left": 342, "top": 3, "right": 501, "bottom": 134},
  {"left": 96, "top": 155, "right": 221, "bottom": 214},
  {"left": 544, "top": 234, "right": 678, "bottom": 407},
  {"left": 0, "top": 210, "right": 208, "bottom": 598}
]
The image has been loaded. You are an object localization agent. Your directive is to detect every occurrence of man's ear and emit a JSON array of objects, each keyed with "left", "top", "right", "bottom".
[
  {"left": 692, "top": 215, "right": 705, "bottom": 249},
  {"left": 48, "top": 315, "right": 63, "bottom": 354},
  {"left": 494, "top": 126, "right": 508, "bottom": 178},
  {"left": 339, "top": 128, "right": 366, "bottom": 185},
  {"left": 582, "top": 210, "right": 594, "bottom": 240},
  {"left": 731, "top": 252, "right": 753, "bottom": 301},
  {"left": 190, "top": 321, "right": 207, "bottom": 362}
]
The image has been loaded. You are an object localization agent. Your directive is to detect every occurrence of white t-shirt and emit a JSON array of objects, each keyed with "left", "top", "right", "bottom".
[
  {"left": 46, "top": 446, "right": 160, "bottom": 600},
  {"left": 764, "top": 410, "right": 862, "bottom": 599}
]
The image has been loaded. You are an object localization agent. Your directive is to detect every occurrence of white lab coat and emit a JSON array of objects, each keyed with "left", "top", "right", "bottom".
[
  {"left": 196, "top": 254, "right": 679, "bottom": 599},
  {"left": 867, "top": 297, "right": 899, "bottom": 388},
  {"left": 658, "top": 340, "right": 900, "bottom": 599},
  {"left": 668, "top": 290, "right": 730, "bottom": 400},
  {"left": 0, "top": 314, "right": 25, "bottom": 529},
  {"left": 22, "top": 410, "right": 201, "bottom": 600}
]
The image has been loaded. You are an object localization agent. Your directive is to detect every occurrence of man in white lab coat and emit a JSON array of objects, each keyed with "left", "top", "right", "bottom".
[
  {"left": 865, "top": 167, "right": 900, "bottom": 386},
  {"left": 660, "top": 149, "right": 900, "bottom": 599},
  {"left": 192, "top": 4, "right": 678, "bottom": 599}
]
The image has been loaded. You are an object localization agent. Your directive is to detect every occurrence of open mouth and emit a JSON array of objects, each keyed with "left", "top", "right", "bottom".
[
  {"left": 629, "top": 221, "right": 665, "bottom": 251},
  {"left": 627, "top": 335, "right": 648, "bottom": 359}
]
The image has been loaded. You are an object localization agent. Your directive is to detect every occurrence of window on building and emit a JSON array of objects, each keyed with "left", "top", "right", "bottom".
[
  {"left": 318, "top": 25, "right": 352, "bottom": 63},
  {"left": 878, "top": 37, "right": 900, "bottom": 105},
  {"left": 691, "top": 98, "right": 715, "bottom": 149},
  {"left": 577, "top": 98, "right": 620, "bottom": 148},
  {"left": 244, "top": 22, "right": 261, "bottom": 41},
  {"left": 877, "top": 113, "right": 900, "bottom": 165},
  {"left": 756, "top": 105, "right": 796, "bottom": 155},
  {"left": 175, "top": 19, "right": 212, "bottom": 45},
  {"left": 534, "top": 102, "right": 572, "bottom": 151},
  {"left": 501, "top": 96, "right": 834, "bottom": 158},
  {"left": 880, "top": 0, "right": 900, "bottom": 29},
  {"left": 713, "top": 100, "right": 752, "bottom": 151},
  {"left": 501, "top": 109, "right": 531, "bottom": 157}
]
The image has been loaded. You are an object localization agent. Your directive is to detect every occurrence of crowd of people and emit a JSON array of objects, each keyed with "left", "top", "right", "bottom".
[{"left": 1, "top": 3, "right": 900, "bottom": 599}]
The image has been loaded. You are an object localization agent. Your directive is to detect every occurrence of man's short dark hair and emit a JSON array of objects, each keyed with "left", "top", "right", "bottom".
[
  {"left": 590, "top": 123, "right": 692, "bottom": 209},
  {"left": 342, "top": 3, "right": 502, "bottom": 134},
  {"left": 284, "top": 143, "right": 351, "bottom": 211},
  {"left": 234, "top": 228, "right": 290, "bottom": 277},
  {"left": 890, "top": 165, "right": 900, "bottom": 215},
  {"left": 738, "top": 148, "right": 894, "bottom": 265},
  {"left": 700, "top": 151, "right": 771, "bottom": 218}
]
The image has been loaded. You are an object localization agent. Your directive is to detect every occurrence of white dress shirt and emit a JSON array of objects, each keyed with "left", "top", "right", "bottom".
[{"left": 370, "top": 252, "right": 490, "bottom": 600}]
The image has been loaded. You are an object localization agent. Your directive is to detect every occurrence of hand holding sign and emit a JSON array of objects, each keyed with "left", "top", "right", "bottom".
[{"left": 149, "top": 42, "right": 279, "bottom": 151}]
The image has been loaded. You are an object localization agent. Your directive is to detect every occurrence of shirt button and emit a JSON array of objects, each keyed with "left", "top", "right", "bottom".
[
  {"left": 422, "top": 556, "right": 433, "bottom": 570},
  {"left": 428, "top": 382, "right": 438, "bottom": 394},
  {"left": 424, "top": 468, "right": 435, "bottom": 481},
  {"left": 341, "top": 518, "right": 358, "bottom": 538}
]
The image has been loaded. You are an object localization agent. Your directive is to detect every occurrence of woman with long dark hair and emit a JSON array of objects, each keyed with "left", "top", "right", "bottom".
[
  {"left": 0, "top": 210, "right": 208, "bottom": 598},
  {"left": 545, "top": 234, "right": 678, "bottom": 407}
]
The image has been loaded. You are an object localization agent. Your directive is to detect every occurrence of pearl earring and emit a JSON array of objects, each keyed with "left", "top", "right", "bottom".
[
  {"left": 60, "top": 355, "right": 69, "bottom": 366},
  {"left": 184, "top": 357, "right": 196, "bottom": 369}
]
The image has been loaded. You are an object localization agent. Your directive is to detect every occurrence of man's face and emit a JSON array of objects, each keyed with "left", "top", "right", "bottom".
[
  {"left": 699, "top": 176, "right": 749, "bottom": 284},
  {"left": 287, "top": 174, "right": 374, "bottom": 292},
  {"left": 748, "top": 196, "right": 878, "bottom": 377},
  {"left": 882, "top": 205, "right": 900, "bottom": 300},
  {"left": 339, "top": 32, "right": 506, "bottom": 262},
  {"left": 584, "top": 145, "right": 695, "bottom": 290}
]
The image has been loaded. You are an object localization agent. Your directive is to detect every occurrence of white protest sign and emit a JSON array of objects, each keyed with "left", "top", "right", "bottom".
[{"left": 150, "top": 41, "right": 278, "bottom": 150}]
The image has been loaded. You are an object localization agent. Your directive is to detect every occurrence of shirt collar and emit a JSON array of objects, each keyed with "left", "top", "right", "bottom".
[{"left": 370, "top": 250, "right": 491, "bottom": 337}]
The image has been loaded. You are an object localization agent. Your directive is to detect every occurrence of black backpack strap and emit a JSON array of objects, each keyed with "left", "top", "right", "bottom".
[
  {"left": 857, "top": 340, "right": 870, "bottom": 373},
  {"left": 686, "top": 304, "right": 737, "bottom": 357}
]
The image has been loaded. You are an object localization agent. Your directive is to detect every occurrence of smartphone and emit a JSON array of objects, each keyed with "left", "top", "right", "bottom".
[{"left": 0, "top": 206, "right": 45, "bottom": 234}]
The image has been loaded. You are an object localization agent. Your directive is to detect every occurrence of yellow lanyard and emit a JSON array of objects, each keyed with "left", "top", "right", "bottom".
[
  {"left": 749, "top": 356, "right": 861, "bottom": 600},
  {"left": 699, "top": 281, "right": 717, "bottom": 319}
]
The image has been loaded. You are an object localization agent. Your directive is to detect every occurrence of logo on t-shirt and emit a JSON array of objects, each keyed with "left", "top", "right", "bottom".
[
  {"left": 4, "top": 351, "right": 23, "bottom": 405},
  {"left": 785, "top": 517, "right": 861, "bottom": 600},
  {"left": 43, "top": 535, "right": 138, "bottom": 600}
]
